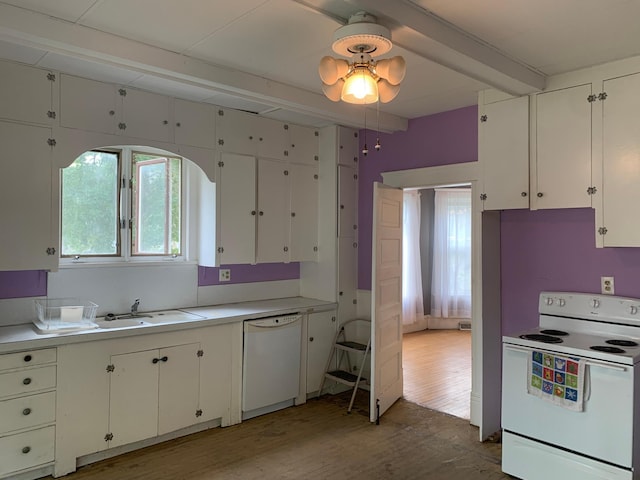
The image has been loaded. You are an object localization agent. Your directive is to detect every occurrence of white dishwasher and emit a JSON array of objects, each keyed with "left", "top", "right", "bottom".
[{"left": 242, "top": 314, "right": 302, "bottom": 420}]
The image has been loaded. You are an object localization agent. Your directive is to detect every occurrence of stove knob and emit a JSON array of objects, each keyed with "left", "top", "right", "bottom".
[
  {"left": 558, "top": 299, "right": 566, "bottom": 307},
  {"left": 546, "top": 297, "right": 554, "bottom": 306},
  {"left": 592, "top": 299, "right": 600, "bottom": 308},
  {"left": 630, "top": 306, "right": 639, "bottom": 315}
]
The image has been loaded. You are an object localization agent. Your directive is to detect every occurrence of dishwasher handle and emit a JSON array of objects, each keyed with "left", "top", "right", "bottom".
[{"left": 244, "top": 315, "right": 301, "bottom": 330}]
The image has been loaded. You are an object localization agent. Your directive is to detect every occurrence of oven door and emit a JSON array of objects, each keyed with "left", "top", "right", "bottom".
[{"left": 502, "top": 343, "right": 635, "bottom": 468}]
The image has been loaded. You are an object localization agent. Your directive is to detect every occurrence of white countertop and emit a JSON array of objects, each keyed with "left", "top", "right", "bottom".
[{"left": 0, "top": 297, "right": 336, "bottom": 354}]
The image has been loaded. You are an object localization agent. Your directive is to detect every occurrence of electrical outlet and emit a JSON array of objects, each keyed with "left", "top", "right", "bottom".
[
  {"left": 601, "top": 276, "right": 614, "bottom": 295},
  {"left": 219, "top": 269, "right": 231, "bottom": 282}
]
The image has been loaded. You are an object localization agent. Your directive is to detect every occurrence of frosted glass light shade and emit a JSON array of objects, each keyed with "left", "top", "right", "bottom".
[
  {"left": 378, "top": 79, "right": 400, "bottom": 103},
  {"left": 341, "top": 68, "right": 378, "bottom": 104},
  {"left": 322, "top": 79, "right": 345, "bottom": 102},
  {"left": 318, "top": 56, "right": 350, "bottom": 85},
  {"left": 375, "top": 56, "right": 406, "bottom": 85}
]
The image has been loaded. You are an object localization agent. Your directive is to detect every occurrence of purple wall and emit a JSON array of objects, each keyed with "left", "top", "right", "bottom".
[
  {"left": 0, "top": 271, "right": 47, "bottom": 299},
  {"left": 198, "top": 263, "right": 300, "bottom": 286},
  {"left": 501, "top": 208, "right": 640, "bottom": 334},
  {"left": 358, "top": 105, "right": 479, "bottom": 290}
]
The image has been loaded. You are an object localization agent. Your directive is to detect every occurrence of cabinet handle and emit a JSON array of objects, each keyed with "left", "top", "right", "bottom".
[
  {"left": 259, "top": 211, "right": 264, "bottom": 216},
  {"left": 176, "top": 122, "right": 181, "bottom": 127},
  {"left": 251, "top": 210, "right": 256, "bottom": 216},
  {"left": 161, "top": 356, "right": 168, "bottom": 362},
  {"left": 22, "top": 408, "right": 31, "bottom": 416},
  {"left": 163, "top": 120, "right": 168, "bottom": 125},
  {"left": 23, "top": 355, "right": 32, "bottom": 362},
  {"left": 537, "top": 192, "right": 543, "bottom": 198},
  {"left": 23, "top": 378, "right": 32, "bottom": 385},
  {"left": 22, "top": 446, "right": 31, "bottom": 454},
  {"left": 521, "top": 192, "right": 527, "bottom": 197},
  {"left": 309, "top": 337, "right": 314, "bottom": 342},
  {"left": 291, "top": 212, "right": 296, "bottom": 217},
  {"left": 109, "top": 110, "right": 115, "bottom": 116},
  {"left": 152, "top": 358, "right": 159, "bottom": 364}
]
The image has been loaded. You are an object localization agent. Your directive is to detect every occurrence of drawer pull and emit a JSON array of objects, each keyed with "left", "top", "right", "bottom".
[
  {"left": 23, "top": 378, "right": 32, "bottom": 385},
  {"left": 23, "top": 408, "right": 32, "bottom": 416},
  {"left": 22, "top": 446, "right": 31, "bottom": 454},
  {"left": 24, "top": 355, "right": 32, "bottom": 362}
]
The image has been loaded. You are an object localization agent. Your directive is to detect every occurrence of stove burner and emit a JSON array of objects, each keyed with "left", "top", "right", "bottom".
[
  {"left": 540, "top": 329, "right": 569, "bottom": 336},
  {"left": 590, "top": 345, "right": 626, "bottom": 354},
  {"left": 606, "top": 339, "right": 639, "bottom": 347},
  {"left": 520, "top": 334, "right": 563, "bottom": 344}
]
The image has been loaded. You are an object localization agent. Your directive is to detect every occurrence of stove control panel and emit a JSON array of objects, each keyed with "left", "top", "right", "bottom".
[{"left": 540, "top": 291, "right": 640, "bottom": 325}]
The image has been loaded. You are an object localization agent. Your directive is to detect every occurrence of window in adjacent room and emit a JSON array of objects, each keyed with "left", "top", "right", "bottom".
[{"left": 60, "top": 147, "right": 183, "bottom": 262}]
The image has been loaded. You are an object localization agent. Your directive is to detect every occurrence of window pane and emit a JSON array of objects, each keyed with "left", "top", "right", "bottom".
[
  {"left": 61, "top": 151, "right": 119, "bottom": 256},
  {"left": 132, "top": 153, "right": 181, "bottom": 255}
]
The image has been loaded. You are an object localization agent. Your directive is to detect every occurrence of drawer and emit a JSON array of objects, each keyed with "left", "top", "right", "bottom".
[
  {"left": 0, "top": 392, "right": 56, "bottom": 435},
  {"left": 0, "top": 366, "right": 56, "bottom": 399},
  {"left": 0, "top": 426, "right": 55, "bottom": 477},
  {"left": 0, "top": 348, "right": 56, "bottom": 371}
]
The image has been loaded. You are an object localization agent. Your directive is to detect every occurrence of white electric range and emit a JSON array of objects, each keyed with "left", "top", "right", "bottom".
[{"left": 502, "top": 291, "right": 640, "bottom": 480}]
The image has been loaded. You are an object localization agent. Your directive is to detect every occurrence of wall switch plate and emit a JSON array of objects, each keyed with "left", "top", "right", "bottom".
[
  {"left": 219, "top": 269, "right": 231, "bottom": 282},
  {"left": 601, "top": 276, "right": 614, "bottom": 295}
]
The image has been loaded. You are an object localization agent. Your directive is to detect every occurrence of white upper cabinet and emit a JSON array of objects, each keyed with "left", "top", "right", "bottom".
[
  {"left": 0, "top": 121, "right": 56, "bottom": 271},
  {"left": 338, "top": 165, "right": 358, "bottom": 238},
  {"left": 600, "top": 72, "right": 640, "bottom": 246},
  {"left": 479, "top": 95, "right": 529, "bottom": 210},
  {"left": 0, "top": 61, "right": 54, "bottom": 126},
  {"left": 173, "top": 99, "right": 216, "bottom": 149},
  {"left": 216, "top": 153, "right": 257, "bottom": 265},
  {"left": 216, "top": 108, "right": 286, "bottom": 159},
  {"left": 289, "top": 163, "right": 319, "bottom": 262},
  {"left": 256, "top": 158, "right": 289, "bottom": 263},
  {"left": 118, "top": 87, "right": 171, "bottom": 142},
  {"left": 255, "top": 116, "right": 287, "bottom": 160},
  {"left": 286, "top": 124, "right": 319, "bottom": 165},
  {"left": 533, "top": 84, "right": 593, "bottom": 209},
  {"left": 59, "top": 75, "right": 117, "bottom": 135},
  {"left": 337, "top": 126, "right": 359, "bottom": 166}
]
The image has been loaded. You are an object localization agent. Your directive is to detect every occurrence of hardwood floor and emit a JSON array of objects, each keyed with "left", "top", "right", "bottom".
[
  {"left": 51, "top": 390, "right": 506, "bottom": 480},
  {"left": 403, "top": 329, "right": 472, "bottom": 419}
]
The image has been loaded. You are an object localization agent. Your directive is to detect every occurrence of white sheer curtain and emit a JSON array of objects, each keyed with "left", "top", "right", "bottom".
[
  {"left": 431, "top": 188, "right": 472, "bottom": 319},
  {"left": 402, "top": 190, "right": 424, "bottom": 326}
]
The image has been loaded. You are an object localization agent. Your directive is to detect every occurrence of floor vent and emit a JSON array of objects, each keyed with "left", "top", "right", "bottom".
[{"left": 458, "top": 321, "right": 471, "bottom": 331}]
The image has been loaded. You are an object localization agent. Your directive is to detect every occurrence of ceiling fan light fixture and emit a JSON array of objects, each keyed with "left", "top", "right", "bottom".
[{"left": 341, "top": 66, "right": 378, "bottom": 104}]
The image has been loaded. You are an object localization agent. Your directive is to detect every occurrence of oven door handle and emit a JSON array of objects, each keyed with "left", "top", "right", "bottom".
[{"left": 504, "top": 345, "right": 628, "bottom": 372}]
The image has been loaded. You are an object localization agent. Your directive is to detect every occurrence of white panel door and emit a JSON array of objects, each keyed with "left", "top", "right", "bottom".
[
  {"left": 217, "top": 153, "right": 257, "bottom": 264},
  {"left": 287, "top": 124, "right": 319, "bottom": 165},
  {"left": 479, "top": 96, "right": 529, "bottom": 210},
  {"left": 255, "top": 116, "right": 286, "bottom": 160},
  {"left": 338, "top": 236, "right": 357, "bottom": 322},
  {"left": 174, "top": 99, "right": 216, "bottom": 149},
  {"left": 59, "top": 75, "right": 117, "bottom": 135},
  {"left": 109, "top": 350, "right": 159, "bottom": 447},
  {"left": 535, "top": 84, "right": 592, "bottom": 209},
  {"left": 602, "top": 72, "right": 640, "bottom": 246},
  {"left": 289, "top": 163, "right": 318, "bottom": 262},
  {"left": 158, "top": 343, "right": 200, "bottom": 435},
  {"left": 338, "top": 165, "right": 357, "bottom": 237},
  {"left": 370, "top": 183, "right": 403, "bottom": 423},
  {"left": 257, "top": 158, "right": 288, "bottom": 263},
  {"left": 119, "top": 87, "right": 171, "bottom": 142},
  {"left": 216, "top": 108, "right": 258, "bottom": 156},
  {"left": 0, "top": 61, "right": 52, "bottom": 125},
  {"left": 306, "top": 311, "right": 337, "bottom": 394}
]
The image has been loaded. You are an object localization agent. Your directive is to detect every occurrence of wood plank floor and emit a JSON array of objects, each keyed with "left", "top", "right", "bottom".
[
  {"left": 403, "top": 329, "right": 471, "bottom": 419},
  {"left": 50, "top": 390, "right": 506, "bottom": 480}
]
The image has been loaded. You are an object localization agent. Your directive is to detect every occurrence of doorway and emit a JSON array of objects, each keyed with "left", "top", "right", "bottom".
[{"left": 401, "top": 186, "right": 473, "bottom": 420}]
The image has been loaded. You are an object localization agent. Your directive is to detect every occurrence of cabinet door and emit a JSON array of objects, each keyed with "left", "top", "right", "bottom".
[
  {"left": 216, "top": 108, "right": 258, "bottom": 156},
  {"left": 479, "top": 96, "right": 529, "bottom": 210},
  {"left": 119, "top": 88, "right": 171, "bottom": 142},
  {"left": 534, "top": 84, "right": 592, "bottom": 209},
  {"left": 337, "top": 126, "right": 359, "bottom": 166},
  {"left": 256, "top": 158, "right": 288, "bottom": 263},
  {"left": 306, "top": 311, "right": 337, "bottom": 394},
  {"left": 601, "top": 72, "right": 640, "bottom": 246},
  {"left": 289, "top": 164, "right": 319, "bottom": 262},
  {"left": 174, "top": 99, "right": 216, "bottom": 149},
  {"left": 217, "top": 153, "right": 257, "bottom": 264},
  {"left": 338, "top": 236, "right": 358, "bottom": 322},
  {"left": 255, "top": 116, "right": 286, "bottom": 160},
  {"left": 0, "top": 61, "right": 53, "bottom": 125},
  {"left": 59, "top": 75, "right": 117, "bottom": 135},
  {"left": 338, "top": 165, "right": 358, "bottom": 237},
  {"left": 0, "top": 122, "right": 56, "bottom": 271},
  {"left": 158, "top": 343, "right": 200, "bottom": 435},
  {"left": 287, "top": 124, "right": 319, "bottom": 165},
  {"left": 109, "top": 350, "right": 159, "bottom": 448}
]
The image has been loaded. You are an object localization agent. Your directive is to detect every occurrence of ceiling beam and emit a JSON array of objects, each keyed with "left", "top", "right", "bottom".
[
  {"left": 0, "top": 3, "right": 408, "bottom": 132},
  {"left": 348, "top": 0, "right": 546, "bottom": 95}
]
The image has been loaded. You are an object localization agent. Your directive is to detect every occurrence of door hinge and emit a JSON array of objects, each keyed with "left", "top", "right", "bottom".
[
  {"left": 46, "top": 73, "right": 56, "bottom": 82},
  {"left": 197, "top": 350, "right": 204, "bottom": 357},
  {"left": 106, "top": 364, "right": 115, "bottom": 373},
  {"left": 598, "top": 92, "right": 608, "bottom": 101},
  {"left": 480, "top": 114, "right": 488, "bottom": 123},
  {"left": 104, "top": 433, "right": 113, "bottom": 442},
  {"left": 47, "top": 111, "right": 56, "bottom": 119},
  {"left": 587, "top": 94, "right": 597, "bottom": 103},
  {"left": 218, "top": 109, "right": 224, "bottom": 116},
  {"left": 598, "top": 227, "right": 608, "bottom": 235},
  {"left": 118, "top": 88, "right": 127, "bottom": 97},
  {"left": 120, "top": 219, "right": 126, "bottom": 229},
  {"left": 217, "top": 247, "right": 224, "bottom": 253},
  {"left": 47, "top": 138, "right": 56, "bottom": 147},
  {"left": 218, "top": 139, "right": 225, "bottom": 146},
  {"left": 128, "top": 219, "right": 133, "bottom": 229},
  {"left": 46, "top": 247, "right": 56, "bottom": 255},
  {"left": 195, "top": 409, "right": 203, "bottom": 417},
  {"left": 129, "top": 178, "right": 133, "bottom": 189},
  {"left": 218, "top": 161, "right": 224, "bottom": 167},
  {"left": 587, "top": 186, "right": 597, "bottom": 195},
  {"left": 118, "top": 122, "right": 127, "bottom": 130},
  {"left": 480, "top": 193, "right": 487, "bottom": 201}
]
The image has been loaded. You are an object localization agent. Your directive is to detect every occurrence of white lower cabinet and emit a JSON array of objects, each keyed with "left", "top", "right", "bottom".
[
  {"left": 306, "top": 310, "right": 337, "bottom": 395},
  {"left": 0, "top": 426, "right": 55, "bottom": 478},
  {"left": 55, "top": 324, "right": 238, "bottom": 477}
]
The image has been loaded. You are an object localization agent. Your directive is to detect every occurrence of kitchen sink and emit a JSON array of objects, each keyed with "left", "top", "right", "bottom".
[
  {"left": 94, "top": 318, "right": 150, "bottom": 329},
  {"left": 96, "top": 310, "right": 205, "bottom": 328},
  {"left": 144, "top": 310, "right": 206, "bottom": 324}
]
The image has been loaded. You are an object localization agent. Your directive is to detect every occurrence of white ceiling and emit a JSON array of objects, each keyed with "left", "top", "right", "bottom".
[{"left": 0, "top": 0, "right": 639, "bottom": 131}]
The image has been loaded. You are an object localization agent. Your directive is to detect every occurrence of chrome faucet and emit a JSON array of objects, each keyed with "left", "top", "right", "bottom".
[{"left": 131, "top": 298, "right": 140, "bottom": 316}]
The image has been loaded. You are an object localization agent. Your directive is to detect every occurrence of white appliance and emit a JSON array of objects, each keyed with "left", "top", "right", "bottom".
[
  {"left": 502, "top": 292, "right": 640, "bottom": 480},
  {"left": 242, "top": 314, "right": 302, "bottom": 420}
]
